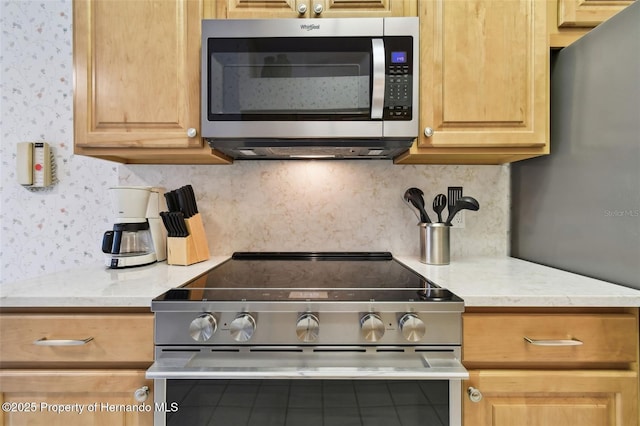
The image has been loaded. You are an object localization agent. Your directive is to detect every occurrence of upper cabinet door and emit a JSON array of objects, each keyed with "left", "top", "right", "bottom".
[
  {"left": 216, "top": 0, "right": 414, "bottom": 18},
  {"left": 418, "top": 0, "right": 548, "bottom": 149},
  {"left": 558, "top": 0, "right": 634, "bottom": 27},
  {"left": 74, "top": 0, "right": 202, "bottom": 150}
]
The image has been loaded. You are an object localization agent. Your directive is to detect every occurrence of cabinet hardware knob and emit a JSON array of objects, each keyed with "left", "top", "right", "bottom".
[
  {"left": 524, "top": 336, "right": 583, "bottom": 346},
  {"left": 313, "top": 3, "right": 324, "bottom": 14},
  {"left": 297, "top": 3, "right": 308, "bottom": 14},
  {"left": 467, "top": 386, "right": 483, "bottom": 403},
  {"left": 134, "top": 386, "right": 149, "bottom": 403},
  {"left": 187, "top": 128, "right": 197, "bottom": 138},
  {"left": 33, "top": 337, "right": 93, "bottom": 346},
  {"left": 424, "top": 127, "right": 434, "bottom": 137}
]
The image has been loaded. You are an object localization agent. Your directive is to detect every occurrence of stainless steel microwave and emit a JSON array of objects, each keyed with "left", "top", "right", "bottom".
[{"left": 201, "top": 17, "right": 419, "bottom": 159}]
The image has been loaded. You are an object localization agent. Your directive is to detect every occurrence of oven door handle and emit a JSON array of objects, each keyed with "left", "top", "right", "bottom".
[
  {"left": 146, "top": 350, "right": 468, "bottom": 380},
  {"left": 371, "top": 38, "right": 385, "bottom": 120}
]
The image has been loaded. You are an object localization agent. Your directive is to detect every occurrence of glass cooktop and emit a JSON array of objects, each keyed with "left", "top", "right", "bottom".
[{"left": 155, "top": 252, "right": 459, "bottom": 303}]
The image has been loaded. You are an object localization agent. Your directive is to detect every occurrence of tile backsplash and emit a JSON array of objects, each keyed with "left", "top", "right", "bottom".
[{"left": 0, "top": 0, "right": 510, "bottom": 284}]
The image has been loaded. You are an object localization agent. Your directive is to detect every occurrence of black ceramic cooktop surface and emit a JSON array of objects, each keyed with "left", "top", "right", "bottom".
[{"left": 156, "top": 252, "right": 458, "bottom": 303}]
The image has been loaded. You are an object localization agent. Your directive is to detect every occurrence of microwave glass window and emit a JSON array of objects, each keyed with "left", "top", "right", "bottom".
[{"left": 208, "top": 38, "right": 373, "bottom": 121}]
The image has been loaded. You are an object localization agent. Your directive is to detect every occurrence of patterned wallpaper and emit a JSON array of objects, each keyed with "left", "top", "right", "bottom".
[
  {"left": 1, "top": 0, "right": 117, "bottom": 282},
  {"left": 0, "top": 0, "right": 510, "bottom": 284}
]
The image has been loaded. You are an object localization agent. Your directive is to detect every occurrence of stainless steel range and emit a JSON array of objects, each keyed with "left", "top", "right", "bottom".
[{"left": 147, "top": 252, "right": 467, "bottom": 426}]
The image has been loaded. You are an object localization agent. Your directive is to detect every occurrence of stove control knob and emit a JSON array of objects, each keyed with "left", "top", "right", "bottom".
[
  {"left": 360, "top": 313, "right": 385, "bottom": 342},
  {"left": 296, "top": 313, "right": 319, "bottom": 343},
  {"left": 399, "top": 313, "right": 426, "bottom": 342},
  {"left": 230, "top": 313, "right": 256, "bottom": 342},
  {"left": 189, "top": 313, "right": 217, "bottom": 342}
]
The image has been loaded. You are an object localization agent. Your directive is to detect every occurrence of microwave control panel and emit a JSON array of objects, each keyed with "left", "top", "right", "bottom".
[{"left": 383, "top": 37, "right": 413, "bottom": 120}]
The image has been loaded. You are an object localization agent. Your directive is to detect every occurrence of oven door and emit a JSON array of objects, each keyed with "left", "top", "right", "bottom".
[{"left": 147, "top": 347, "right": 467, "bottom": 426}]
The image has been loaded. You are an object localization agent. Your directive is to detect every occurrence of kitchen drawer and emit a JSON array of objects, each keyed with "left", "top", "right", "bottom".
[
  {"left": 0, "top": 314, "right": 153, "bottom": 367},
  {"left": 463, "top": 313, "right": 638, "bottom": 367}
]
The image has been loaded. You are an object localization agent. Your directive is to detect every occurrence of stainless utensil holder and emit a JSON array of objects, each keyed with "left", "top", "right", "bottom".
[{"left": 419, "top": 223, "right": 450, "bottom": 265}]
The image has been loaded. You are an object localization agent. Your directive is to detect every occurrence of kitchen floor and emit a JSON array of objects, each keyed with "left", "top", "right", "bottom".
[{"left": 166, "top": 379, "right": 449, "bottom": 426}]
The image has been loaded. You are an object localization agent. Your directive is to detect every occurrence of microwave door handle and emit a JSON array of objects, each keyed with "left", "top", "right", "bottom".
[{"left": 371, "top": 39, "right": 385, "bottom": 119}]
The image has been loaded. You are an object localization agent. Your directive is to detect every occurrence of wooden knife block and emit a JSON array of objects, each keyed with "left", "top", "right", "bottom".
[{"left": 167, "top": 213, "right": 210, "bottom": 266}]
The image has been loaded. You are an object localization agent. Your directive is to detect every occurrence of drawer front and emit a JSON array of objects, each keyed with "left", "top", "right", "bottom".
[
  {"left": 0, "top": 314, "right": 153, "bottom": 366},
  {"left": 463, "top": 313, "right": 638, "bottom": 365}
]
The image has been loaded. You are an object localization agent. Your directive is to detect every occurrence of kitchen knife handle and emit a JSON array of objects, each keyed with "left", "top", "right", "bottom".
[
  {"left": 176, "top": 189, "right": 190, "bottom": 218},
  {"left": 524, "top": 336, "right": 583, "bottom": 346},
  {"left": 34, "top": 337, "right": 94, "bottom": 346},
  {"left": 164, "top": 191, "right": 179, "bottom": 212},
  {"left": 185, "top": 184, "right": 198, "bottom": 214}
]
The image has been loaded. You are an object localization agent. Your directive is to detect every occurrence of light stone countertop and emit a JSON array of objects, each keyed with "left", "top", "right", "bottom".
[
  {"left": 396, "top": 256, "right": 640, "bottom": 307},
  {"left": 1, "top": 256, "right": 639, "bottom": 309},
  {"left": 0, "top": 257, "right": 229, "bottom": 308}
]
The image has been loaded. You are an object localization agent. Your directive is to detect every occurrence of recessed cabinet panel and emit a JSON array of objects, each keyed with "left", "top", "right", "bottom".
[
  {"left": 94, "top": 2, "right": 178, "bottom": 128},
  {"left": 442, "top": 1, "right": 527, "bottom": 125},
  {"left": 320, "top": 0, "right": 405, "bottom": 17},
  {"left": 221, "top": 0, "right": 300, "bottom": 18},
  {"left": 464, "top": 370, "right": 638, "bottom": 426},
  {"left": 558, "top": 0, "right": 634, "bottom": 27}
]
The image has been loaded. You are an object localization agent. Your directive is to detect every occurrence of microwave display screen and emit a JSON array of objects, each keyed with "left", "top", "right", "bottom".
[{"left": 391, "top": 52, "right": 407, "bottom": 63}]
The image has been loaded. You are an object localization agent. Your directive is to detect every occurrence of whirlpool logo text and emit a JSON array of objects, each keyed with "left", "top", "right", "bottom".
[{"left": 300, "top": 24, "right": 320, "bottom": 31}]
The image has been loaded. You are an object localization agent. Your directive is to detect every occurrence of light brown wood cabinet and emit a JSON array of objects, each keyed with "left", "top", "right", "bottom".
[
  {"left": 395, "top": 0, "right": 549, "bottom": 165},
  {"left": 550, "top": 0, "right": 634, "bottom": 48},
  {"left": 214, "top": 0, "right": 415, "bottom": 18},
  {"left": 462, "top": 308, "right": 640, "bottom": 426},
  {"left": 73, "top": 0, "right": 231, "bottom": 164},
  {"left": 0, "top": 312, "right": 154, "bottom": 426}
]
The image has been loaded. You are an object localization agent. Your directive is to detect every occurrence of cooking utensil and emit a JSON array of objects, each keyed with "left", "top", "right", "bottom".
[
  {"left": 432, "top": 193, "right": 446, "bottom": 223},
  {"left": 403, "top": 197, "right": 421, "bottom": 221},
  {"left": 403, "top": 187, "right": 432, "bottom": 223},
  {"left": 447, "top": 187, "right": 463, "bottom": 219},
  {"left": 444, "top": 196, "right": 480, "bottom": 226}
]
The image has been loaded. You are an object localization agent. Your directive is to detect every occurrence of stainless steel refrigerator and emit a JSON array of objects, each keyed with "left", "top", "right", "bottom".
[{"left": 511, "top": 1, "right": 640, "bottom": 291}]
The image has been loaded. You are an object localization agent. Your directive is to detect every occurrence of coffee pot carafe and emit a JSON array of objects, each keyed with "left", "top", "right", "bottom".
[{"left": 102, "top": 186, "right": 167, "bottom": 269}]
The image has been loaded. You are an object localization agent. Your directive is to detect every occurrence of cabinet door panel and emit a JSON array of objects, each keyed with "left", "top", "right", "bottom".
[
  {"left": 0, "top": 370, "right": 152, "bottom": 426},
  {"left": 217, "top": 0, "right": 412, "bottom": 18},
  {"left": 558, "top": 0, "right": 634, "bottom": 27},
  {"left": 464, "top": 370, "right": 638, "bottom": 426},
  {"left": 74, "top": 0, "right": 202, "bottom": 149},
  {"left": 418, "top": 0, "right": 547, "bottom": 148}
]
